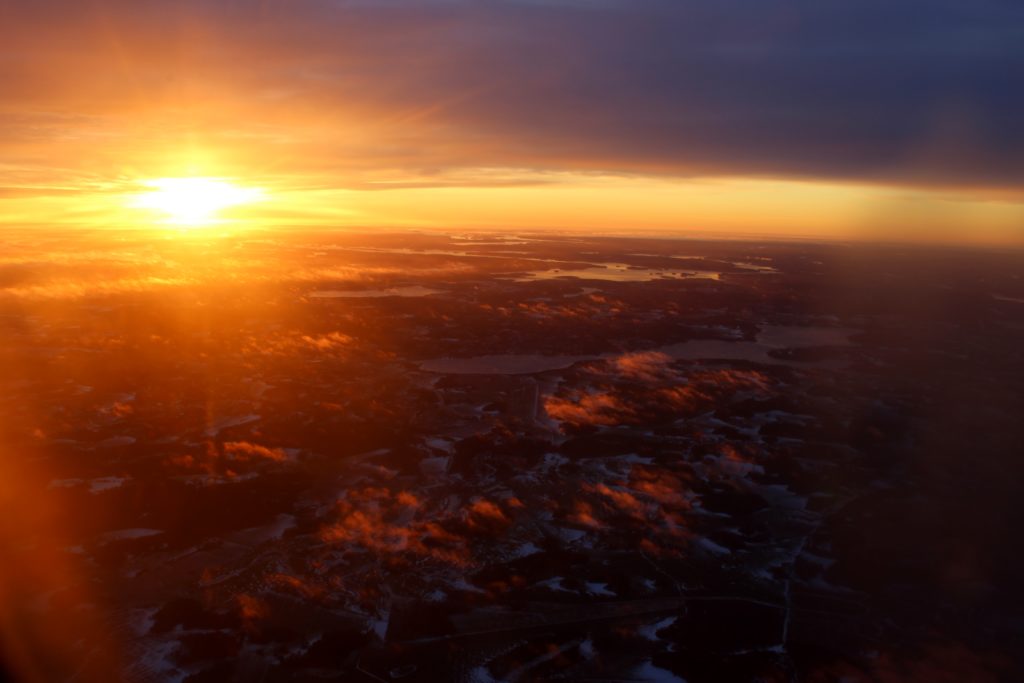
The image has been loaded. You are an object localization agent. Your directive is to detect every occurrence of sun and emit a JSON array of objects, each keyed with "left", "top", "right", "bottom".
[{"left": 131, "top": 177, "right": 264, "bottom": 226}]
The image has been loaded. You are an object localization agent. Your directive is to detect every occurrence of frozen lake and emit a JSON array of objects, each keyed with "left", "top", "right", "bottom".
[{"left": 419, "top": 325, "right": 858, "bottom": 374}]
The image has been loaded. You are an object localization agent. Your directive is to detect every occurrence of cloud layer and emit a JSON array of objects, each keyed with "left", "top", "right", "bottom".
[{"left": 3, "top": 0, "right": 1023, "bottom": 192}]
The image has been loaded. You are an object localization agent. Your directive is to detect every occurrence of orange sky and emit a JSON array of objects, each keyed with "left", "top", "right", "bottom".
[{"left": 2, "top": 1, "right": 1022, "bottom": 245}]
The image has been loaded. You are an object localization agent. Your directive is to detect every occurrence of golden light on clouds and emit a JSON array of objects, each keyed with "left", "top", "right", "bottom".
[{"left": 0, "top": 1, "right": 1021, "bottom": 244}]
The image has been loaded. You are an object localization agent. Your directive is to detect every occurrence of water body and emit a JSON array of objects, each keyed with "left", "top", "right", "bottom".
[
  {"left": 310, "top": 286, "right": 442, "bottom": 298},
  {"left": 511, "top": 262, "right": 721, "bottom": 282},
  {"left": 757, "top": 325, "right": 855, "bottom": 348},
  {"left": 652, "top": 325, "right": 856, "bottom": 365},
  {"left": 731, "top": 261, "right": 779, "bottom": 273},
  {"left": 419, "top": 354, "right": 591, "bottom": 375},
  {"left": 419, "top": 326, "right": 857, "bottom": 375}
]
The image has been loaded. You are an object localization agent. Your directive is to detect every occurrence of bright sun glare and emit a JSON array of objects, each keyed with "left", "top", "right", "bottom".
[{"left": 132, "top": 177, "right": 264, "bottom": 226}]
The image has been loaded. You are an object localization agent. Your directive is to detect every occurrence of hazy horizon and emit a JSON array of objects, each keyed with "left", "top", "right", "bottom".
[{"left": 2, "top": 0, "right": 1023, "bottom": 243}]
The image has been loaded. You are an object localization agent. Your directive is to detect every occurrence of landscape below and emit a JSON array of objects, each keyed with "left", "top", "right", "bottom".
[{"left": 1, "top": 230, "right": 1021, "bottom": 682}]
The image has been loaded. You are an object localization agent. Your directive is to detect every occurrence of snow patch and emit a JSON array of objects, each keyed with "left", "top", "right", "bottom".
[
  {"left": 466, "top": 666, "right": 500, "bottom": 683},
  {"left": 510, "top": 542, "right": 542, "bottom": 559},
  {"left": 99, "top": 528, "right": 164, "bottom": 543},
  {"left": 696, "top": 538, "right": 732, "bottom": 555},
  {"left": 637, "top": 616, "right": 677, "bottom": 641},
  {"left": 89, "top": 476, "right": 128, "bottom": 493},
  {"left": 536, "top": 577, "right": 572, "bottom": 593},
  {"left": 425, "top": 438, "right": 454, "bottom": 453},
  {"left": 204, "top": 414, "right": 260, "bottom": 436},
  {"left": 632, "top": 660, "right": 686, "bottom": 682}
]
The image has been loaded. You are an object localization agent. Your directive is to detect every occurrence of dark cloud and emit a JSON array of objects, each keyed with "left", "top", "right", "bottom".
[{"left": 1, "top": 0, "right": 1022, "bottom": 189}]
